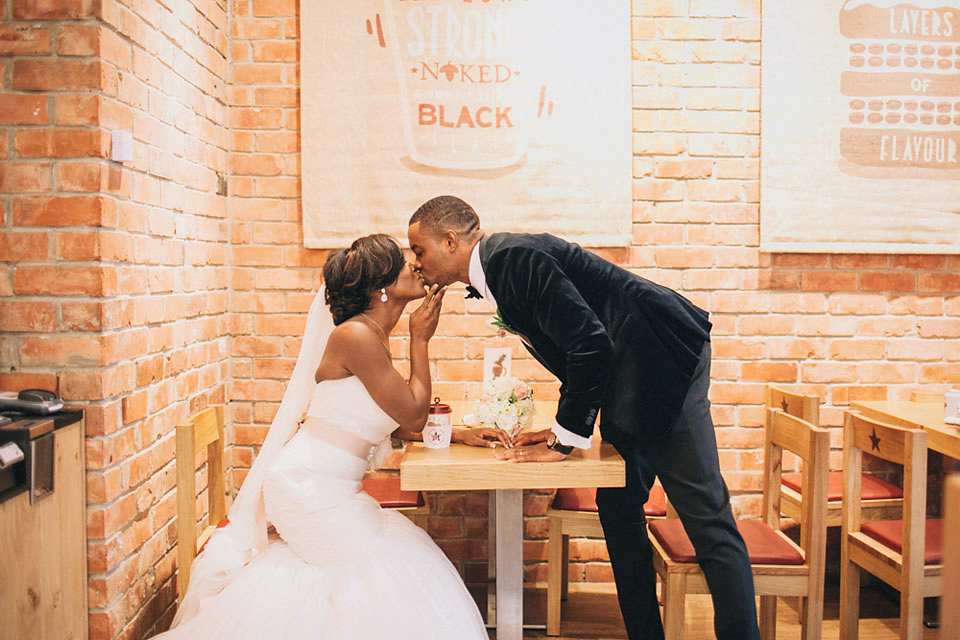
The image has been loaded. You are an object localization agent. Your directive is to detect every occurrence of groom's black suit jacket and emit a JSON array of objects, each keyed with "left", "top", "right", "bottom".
[{"left": 480, "top": 232, "right": 712, "bottom": 440}]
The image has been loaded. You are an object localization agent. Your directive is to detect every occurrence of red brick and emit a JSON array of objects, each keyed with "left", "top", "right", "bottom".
[
  {"left": 0, "top": 162, "right": 52, "bottom": 192},
  {"left": 801, "top": 271, "right": 857, "bottom": 291},
  {"left": 231, "top": 153, "right": 283, "bottom": 175},
  {"left": 801, "top": 363, "right": 858, "bottom": 383},
  {"left": 53, "top": 94, "right": 100, "bottom": 125},
  {"left": 860, "top": 272, "right": 916, "bottom": 292},
  {"left": 0, "top": 25, "right": 52, "bottom": 55},
  {"left": 833, "top": 254, "right": 890, "bottom": 269},
  {"left": 918, "top": 318, "right": 960, "bottom": 338},
  {"left": 920, "top": 364, "right": 960, "bottom": 384},
  {"left": 738, "top": 316, "right": 795, "bottom": 335},
  {"left": 0, "top": 231, "right": 49, "bottom": 261},
  {"left": 20, "top": 335, "right": 101, "bottom": 366},
  {"left": 57, "top": 161, "right": 105, "bottom": 191},
  {"left": 740, "top": 361, "right": 798, "bottom": 382},
  {"left": 252, "top": 0, "right": 298, "bottom": 18},
  {"left": 828, "top": 294, "right": 886, "bottom": 315},
  {"left": 233, "top": 245, "right": 283, "bottom": 266},
  {"left": 829, "top": 339, "right": 886, "bottom": 360},
  {"left": 252, "top": 41, "right": 297, "bottom": 62},
  {"left": 859, "top": 363, "right": 916, "bottom": 384},
  {"left": 15, "top": 128, "right": 107, "bottom": 158},
  {"left": 919, "top": 273, "right": 960, "bottom": 293},
  {"left": 122, "top": 391, "right": 148, "bottom": 424},
  {"left": 13, "top": 0, "right": 97, "bottom": 19},
  {"left": 60, "top": 370, "right": 102, "bottom": 401},
  {"left": 15, "top": 195, "right": 110, "bottom": 228},
  {"left": 0, "top": 300, "right": 56, "bottom": 331},
  {"left": 233, "top": 63, "right": 285, "bottom": 84},
  {"left": 57, "top": 24, "right": 98, "bottom": 56},
  {"left": 0, "top": 94, "right": 49, "bottom": 125},
  {"left": 892, "top": 255, "right": 947, "bottom": 270},
  {"left": 232, "top": 107, "right": 283, "bottom": 129},
  {"left": 61, "top": 301, "right": 102, "bottom": 331},
  {"left": 772, "top": 254, "right": 829, "bottom": 269},
  {"left": 13, "top": 59, "right": 103, "bottom": 91},
  {"left": 56, "top": 231, "right": 100, "bottom": 260},
  {"left": 13, "top": 265, "right": 107, "bottom": 296}
]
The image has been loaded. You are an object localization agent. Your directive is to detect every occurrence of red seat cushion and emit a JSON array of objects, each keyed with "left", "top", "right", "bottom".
[
  {"left": 197, "top": 516, "right": 231, "bottom": 554},
  {"left": 650, "top": 518, "right": 804, "bottom": 565},
  {"left": 861, "top": 518, "right": 943, "bottom": 565},
  {"left": 551, "top": 486, "right": 667, "bottom": 517},
  {"left": 782, "top": 471, "right": 902, "bottom": 502},
  {"left": 362, "top": 475, "right": 424, "bottom": 508}
]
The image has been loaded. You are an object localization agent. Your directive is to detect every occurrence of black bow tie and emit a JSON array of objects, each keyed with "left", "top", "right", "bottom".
[{"left": 465, "top": 285, "right": 483, "bottom": 299}]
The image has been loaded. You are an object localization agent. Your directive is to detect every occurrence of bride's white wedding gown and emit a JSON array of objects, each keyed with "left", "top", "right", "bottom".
[{"left": 159, "top": 376, "right": 488, "bottom": 639}]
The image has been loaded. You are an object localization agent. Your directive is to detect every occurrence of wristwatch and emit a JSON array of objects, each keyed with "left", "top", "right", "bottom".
[{"left": 545, "top": 433, "right": 574, "bottom": 455}]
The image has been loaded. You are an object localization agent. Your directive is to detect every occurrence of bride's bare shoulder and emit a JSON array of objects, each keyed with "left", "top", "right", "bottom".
[{"left": 315, "top": 320, "right": 380, "bottom": 382}]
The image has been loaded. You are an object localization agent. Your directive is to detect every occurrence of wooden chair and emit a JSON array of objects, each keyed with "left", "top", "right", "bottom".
[
  {"left": 648, "top": 408, "right": 830, "bottom": 640},
  {"left": 909, "top": 391, "right": 942, "bottom": 403},
  {"left": 942, "top": 474, "right": 960, "bottom": 637},
  {"left": 839, "top": 410, "right": 942, "bottom": 640},
  {"left": 767, "top": 385, "right": 902, "bottom": 529},
  {"left": 545, "top": 485, "right": 667, "bottom": 636},
  {"left": 176, "top": 405, "right": 226, "bottom": 603}
]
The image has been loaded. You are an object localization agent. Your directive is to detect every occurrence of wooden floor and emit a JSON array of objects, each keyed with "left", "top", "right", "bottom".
[{"left": 476, "top": 581, "right": 942, "bottom": 639}]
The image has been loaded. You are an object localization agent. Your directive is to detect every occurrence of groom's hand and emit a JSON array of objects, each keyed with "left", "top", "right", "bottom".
[
  {"left": 509, "top": 428, "right": 550, "bottom": 448},
  {"left": 495, "top": 442, "right": 568, "bottom": 463}
]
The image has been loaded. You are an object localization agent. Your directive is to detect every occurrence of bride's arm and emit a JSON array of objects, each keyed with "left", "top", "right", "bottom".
[{"left": 332, "top": 285, "right": 446, "bottom": 429}]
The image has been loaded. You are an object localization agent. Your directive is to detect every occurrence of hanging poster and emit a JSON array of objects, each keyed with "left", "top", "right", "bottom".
[
  {"left": 301, "top": 0, "right": 632, "bottom": 248},
  {"left": 761, "top": 0, "right": 960, "bottom": 253}
]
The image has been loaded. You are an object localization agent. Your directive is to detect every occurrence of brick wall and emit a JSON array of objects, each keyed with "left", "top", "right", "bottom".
[
  {"left": 1, "top": 0, "right": 230, "bottom": 638},
  {"left": 2, "top": 0, "right": 959, "bottom": 637}
]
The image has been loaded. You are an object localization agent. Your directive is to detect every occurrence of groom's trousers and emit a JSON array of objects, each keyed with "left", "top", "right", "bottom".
[{"left": 596, "top": 342, "right": 761, "bottom": 640}]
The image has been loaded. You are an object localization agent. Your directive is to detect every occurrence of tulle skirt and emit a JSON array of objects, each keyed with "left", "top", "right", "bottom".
[{"left": 155, "top": 431, "right": 488, "bottom": 639}]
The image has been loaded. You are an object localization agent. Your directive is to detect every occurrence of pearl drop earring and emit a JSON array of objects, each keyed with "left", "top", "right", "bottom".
[{"left": 380, "top": 288, "right": 388, "bottom": 303}]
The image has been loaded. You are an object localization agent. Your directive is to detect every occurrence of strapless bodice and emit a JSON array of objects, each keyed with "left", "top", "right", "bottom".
[{"left": 305, "top": 376, "right": 397, "bottom": 444}]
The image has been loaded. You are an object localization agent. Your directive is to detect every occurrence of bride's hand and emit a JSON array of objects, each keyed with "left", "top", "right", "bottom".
[
  {"left": 453, "top": 427, "right": 513, "bottom": 449},
  {"left": 409, "top": 284, "right": 447, "bottom": 342}
]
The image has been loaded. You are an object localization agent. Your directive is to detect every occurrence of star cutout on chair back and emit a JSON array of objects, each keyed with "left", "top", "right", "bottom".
[
  {"left": 780, "top": 398, "right": 789, "bottom": 412},
  {"left": 869, "top": 428, "right": 881, "bottom": 452}
]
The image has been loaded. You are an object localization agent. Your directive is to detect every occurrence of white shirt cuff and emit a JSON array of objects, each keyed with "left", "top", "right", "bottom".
[{"left": 553, "top": 421, "right": 592, "bottom": 450}]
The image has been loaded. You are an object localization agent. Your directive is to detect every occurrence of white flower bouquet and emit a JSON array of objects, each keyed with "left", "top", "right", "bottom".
[{"left": 472, "top": 376, "right": 535, "bottom": 436}]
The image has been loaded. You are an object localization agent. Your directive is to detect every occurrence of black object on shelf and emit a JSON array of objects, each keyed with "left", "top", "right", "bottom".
[{"left": 0, "top": 389, "right": 63, "bottom": 416}]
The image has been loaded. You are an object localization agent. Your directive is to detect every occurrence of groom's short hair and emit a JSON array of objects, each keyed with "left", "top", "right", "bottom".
[{"left": 410, "top": 195, "right": 479, "bottom": 238}]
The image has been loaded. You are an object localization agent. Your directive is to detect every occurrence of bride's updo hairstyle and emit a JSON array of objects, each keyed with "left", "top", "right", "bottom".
[{"left": 323, "top": 234, "right": 405, "bottom": 325}]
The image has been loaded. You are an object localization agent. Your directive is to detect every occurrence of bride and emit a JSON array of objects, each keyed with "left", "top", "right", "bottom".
[{"left": 157, "top": 234, "right": 495, "bottom": 639}]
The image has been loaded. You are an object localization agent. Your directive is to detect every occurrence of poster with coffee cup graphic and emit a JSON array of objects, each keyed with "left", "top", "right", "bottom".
[
  {"left": 301, "top": 1, "right": 631, "bottom": 249},
  {"left": 761, "top": 1, "right": 960, "bottom": 253}
]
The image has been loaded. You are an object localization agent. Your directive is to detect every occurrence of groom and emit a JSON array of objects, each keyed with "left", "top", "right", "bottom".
[{"left": 407, "top": 196, "right": 760, "bottom": 640}]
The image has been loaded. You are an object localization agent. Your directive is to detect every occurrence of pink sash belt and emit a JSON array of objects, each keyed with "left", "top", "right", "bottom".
[{"left": 300, "top": 416, "right": 377, "bottom": 461}]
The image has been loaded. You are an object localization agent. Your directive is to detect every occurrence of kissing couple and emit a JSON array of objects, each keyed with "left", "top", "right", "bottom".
[{"left": 159, "top": 196, "right": 759, "bottom": 640}]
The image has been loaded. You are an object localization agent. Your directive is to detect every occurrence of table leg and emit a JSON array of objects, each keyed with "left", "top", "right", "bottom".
[
  {"left": 487, "top": 490, "right": 497, "bottom": 627},
  {"left": 495, "top": 489, "right": 523, "bottom": 640}
]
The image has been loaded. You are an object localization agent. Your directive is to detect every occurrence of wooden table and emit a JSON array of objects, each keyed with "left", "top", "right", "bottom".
[
  {"left": 851, "top": 398, "right": 960, "bottom": 459},
  {"left": 400, "top": 402, "right": 625, "bottom": 640}
]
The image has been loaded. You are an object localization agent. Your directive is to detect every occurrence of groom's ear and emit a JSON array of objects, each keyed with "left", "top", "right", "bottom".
[{"left": 442, "top": 229, "right": 459, "bottom": 252}]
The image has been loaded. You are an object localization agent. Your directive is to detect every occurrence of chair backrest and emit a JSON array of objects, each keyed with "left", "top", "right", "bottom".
[
  {"left": 842, "top": 411, "right": 927, "bottom": 570},
  {"left": 176, "top": 404, "right": 226, "bottom": 603},
  {"left": 942, "top": 474, "right": 960, "bottom": 635},
  {"left": 766, "top": 384, "right": 820, "bottom": 425},
  {"left": 763, "top": 408, "right": 830, "bottom": 563}
]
